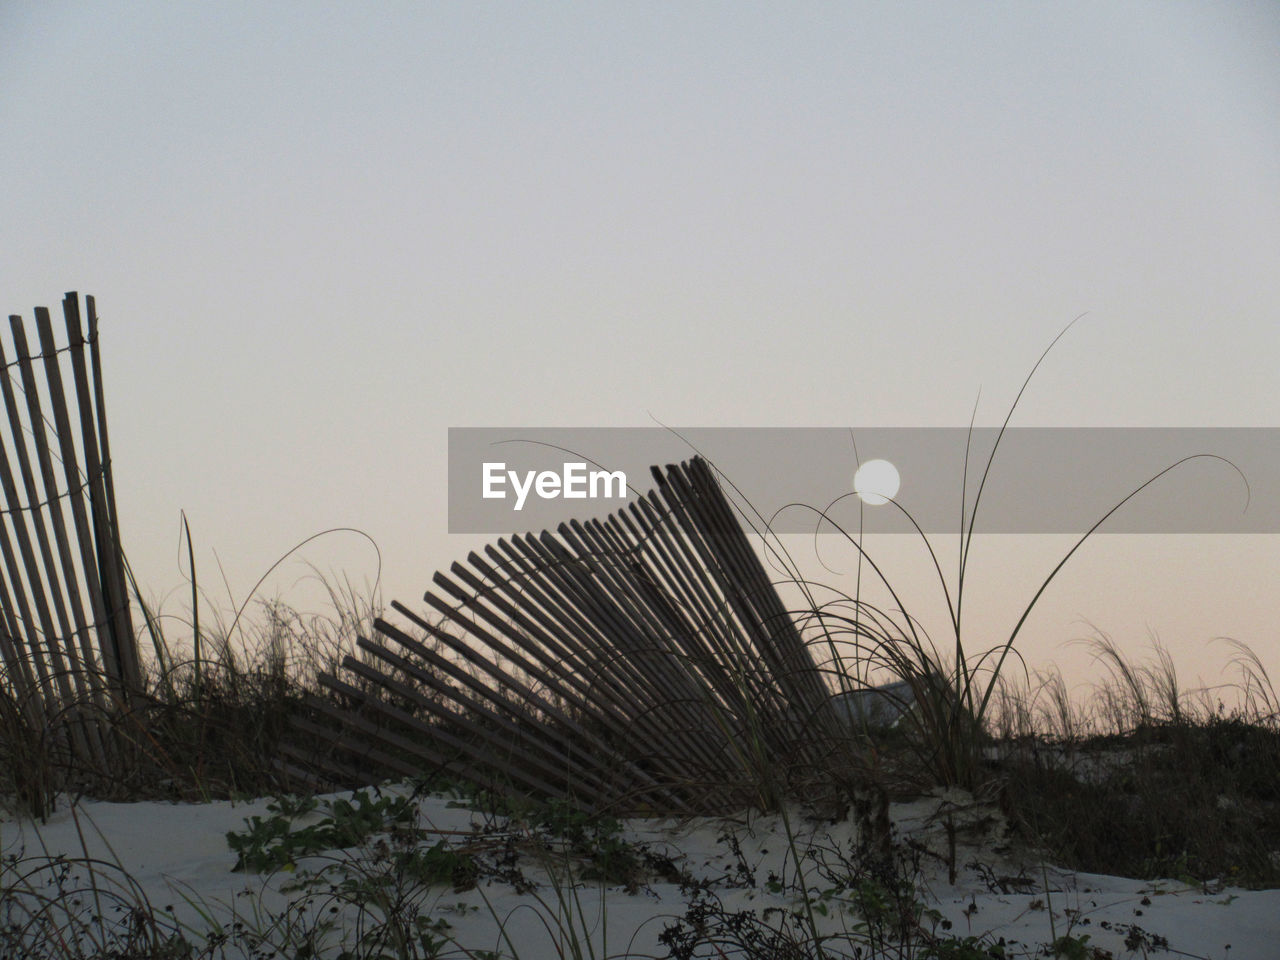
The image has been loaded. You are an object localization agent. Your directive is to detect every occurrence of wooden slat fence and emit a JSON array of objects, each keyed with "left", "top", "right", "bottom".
[
  {"left": 292, "top": 457, "right": 855, "bottom": 813},
  {"left": 0, "top": 292, "right": 139, "bottom": 778}
]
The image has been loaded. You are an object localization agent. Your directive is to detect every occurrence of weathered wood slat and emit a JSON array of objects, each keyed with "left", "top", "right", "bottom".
[
  {"left": 334, "top": 654, "right": 587, "bottom": 802},
  {"left": 298, "top": 456, "right": 850, "bottom": 814},
  {"left": 354, "top": 628, "right": 622, "bottom": 801},
  {"left": 15, "top": 316, "right": 100, "bottom": 689},
  {"left": 66, "top": 294, "right": 138, "bottom": 689},
  {"left": 665, "top": 460, "right": 839, "bottom": 753},
  {"left": 382, "top": 595, "right": 685, "bottom": 808},
  {"left": 295, "top": 696, "right": 452, "bottom": 780},
  {"left": 0, "top": 295, "right": 141, "bottom": 788},
  {"left": 449, "top": 550, "right": 733, "bottom": 800},
  {"left": 0, "top": 321, "right": 81, "bottom": 707},
  {"left": 509, "top": 529, "right": 740, "bottom": 788},
  {"left": 35, "top": 306, "right": 122, "bottom": 697}
]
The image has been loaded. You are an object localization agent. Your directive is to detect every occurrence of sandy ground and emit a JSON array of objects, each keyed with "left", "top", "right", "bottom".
[{"left": 3, "top": 784, "right": 1274, "bottom": 959}]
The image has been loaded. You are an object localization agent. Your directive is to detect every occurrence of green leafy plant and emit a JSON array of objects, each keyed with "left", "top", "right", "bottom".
[
  {"left": 226, "top": 789, "right": 417, "bottom": 873},
  {"left": 1048, "top": 932, "right": 1106, "bottom": 960},
  {"left": 924, "top": 935, "right": 1008, "bottom": 959}
]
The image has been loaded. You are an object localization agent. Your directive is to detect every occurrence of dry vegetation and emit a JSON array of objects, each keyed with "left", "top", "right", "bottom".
[
  {"left": 3, "top": 578, "right": 1276, "bottom": 960},
  {"left": 3, "top": 318, "right": 1277, "bottom": 957}
]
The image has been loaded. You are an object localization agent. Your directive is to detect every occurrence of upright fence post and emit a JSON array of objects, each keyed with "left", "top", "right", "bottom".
[{"left": 0, "top": 292, "right": 140, "bottom": 789}]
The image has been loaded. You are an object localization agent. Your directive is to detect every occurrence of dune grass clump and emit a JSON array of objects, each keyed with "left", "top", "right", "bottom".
[
  {"left": 1, "top": 801, "right": 198, "bottom": 960},
  {"left": 993, "top": 635, "right": 1280, "bottom": 888},
  {"left": 719, "top": 318, "right": 1250, "bottom": 802},
  {"left": 1001, "top": 713, "right": 1280, "bottom": 887},
  {"left": 0, "top": 563, "right": 398, "bottom": 819}
]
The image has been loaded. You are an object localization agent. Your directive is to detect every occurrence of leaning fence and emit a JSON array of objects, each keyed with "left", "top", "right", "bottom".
[
  {"left": 288, "top": 457, "right": 858, "bottom": 814},
  {"left": 0, "top": 297, "right": 872, "bottom": 818},
  {"left": 0, "top": 292, "right": 139, "bottom": 778}
]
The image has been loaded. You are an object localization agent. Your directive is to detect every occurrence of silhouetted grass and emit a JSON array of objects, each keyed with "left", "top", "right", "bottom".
[{"left": 994, "top": 636, "right": 1280, "bottom": 888}]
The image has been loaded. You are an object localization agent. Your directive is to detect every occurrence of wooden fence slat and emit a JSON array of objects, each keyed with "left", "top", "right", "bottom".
[
  {"left": 512, "top": 529, "right": 740, "bottom": 787},
  {"left": 414, "top": 570, "right": 727, "bottom": 814},
  {"left": 14, "top": 316, "right": 101, "bottom": 694},
  {"left": 300, "top": 690, "right": 460, "bottom": 776},
  {"left": 0, "top": 555, "right": 47, "bottom": 730},
  {"left": 0, "top": 320, "right": 65, "bottom": 701},
  {"left": 298, "top": 456, "right": 849, "bottom": 814},
  {"left": 65, "top": 293, "right": 138, "bottom": 688},
  {"left": 0, "top": 295, "right": 139, "bottom": 786},
  {"left": 490, "top": 534, "right": 657, "bottom": 719},
  {"left": 35, "top": 306, "right": 123, "bottom": 698},
  {"left": 384, "top": 591, "right": 683, "bottom": 806},
  {"left": 454, "top": 548, "right": 735, "bottom": 793},
  {"left": 657, "top": 461, "right": 826, "bottom": 760},
  {"left": 0, "top": 396, "right": 92, "bottom": 758},
  {"left": 624, "top": 495, "right": 744, "bottom": 680},
  {"left": 356, "top": 627, "right": 623, "bottom": 801},
  {"left": 552, "top": 522, "right": 718, "bottom": 729},
  {"left": 0, "top": 320, "right": 84, "bottom": 699},
  {"left": 85, "top": 297, "right": 135, "bottom": 657},
  {"left": 634, "top": 483, "right": 783, "bottom": 733},
  {"left": 439, "top": 559, "right": 638, "bottom": 730},
  {"left": 528, "top": 530, "right": 703, "bottom": 719}
]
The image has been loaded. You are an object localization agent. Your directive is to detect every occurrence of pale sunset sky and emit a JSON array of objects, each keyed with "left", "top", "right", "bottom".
[{"left": 3, "top": 3, "right": 1278, "bottom": 697}]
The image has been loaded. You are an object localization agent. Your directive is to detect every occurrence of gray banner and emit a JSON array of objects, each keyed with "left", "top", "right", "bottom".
[{"left": 447, "top": 427, "right": 1275, "bottom": 534}]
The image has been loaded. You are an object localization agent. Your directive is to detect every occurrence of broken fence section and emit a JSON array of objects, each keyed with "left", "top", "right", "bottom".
[
  {"left": 0, "top": 293, "right": 139, "bottom": 775},
  {"left": 291, "top": 457, "right": 860, "bottom": 813}
]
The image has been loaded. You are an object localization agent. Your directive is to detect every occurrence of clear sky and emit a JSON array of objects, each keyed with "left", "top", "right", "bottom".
[{"left": 3, "top": 3, "right": 1278, "bottom": 697}]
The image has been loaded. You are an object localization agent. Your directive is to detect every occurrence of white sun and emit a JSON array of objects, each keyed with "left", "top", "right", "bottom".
[{"left": 853, "top": 459, "right": 900, "bottom": 506}]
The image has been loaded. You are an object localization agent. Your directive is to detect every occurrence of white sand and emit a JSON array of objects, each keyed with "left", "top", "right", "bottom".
[{"left": 3, "top": 785, "right": 1273, "bottom": 959}]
